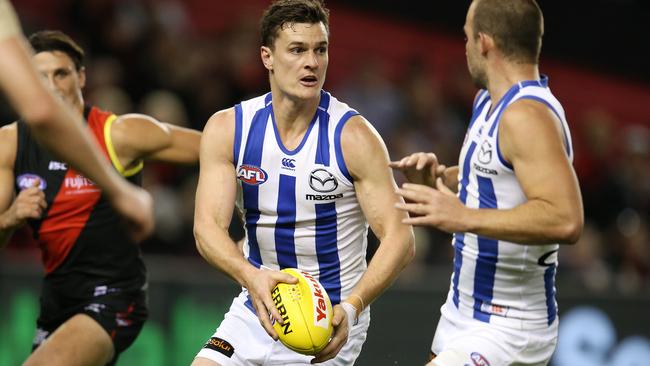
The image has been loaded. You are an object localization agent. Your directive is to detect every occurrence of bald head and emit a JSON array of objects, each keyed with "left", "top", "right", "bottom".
[{"left": 471, "top": 0, "right": 544, "bottom": 64}]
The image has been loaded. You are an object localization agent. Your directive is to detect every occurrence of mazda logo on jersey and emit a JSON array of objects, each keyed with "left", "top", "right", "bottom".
[
  {"left": 237, "top": 165, "right": 268, "bottom": 185},
  {"left": 478, "top": 140, "right": 492, "bottom": 164},
  {"left": 309, "top": 169, "right": 338, "bottom": 192},
  {"left": 16, "top": 173, "right": 47, "bottom": 190}
]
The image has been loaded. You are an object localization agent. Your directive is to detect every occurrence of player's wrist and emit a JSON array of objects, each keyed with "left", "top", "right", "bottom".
[{"left": 341, "top": 301, "right": 358, "bottom": 329}]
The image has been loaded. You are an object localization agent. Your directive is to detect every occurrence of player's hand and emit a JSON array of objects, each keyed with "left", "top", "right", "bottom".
[
  {"left": 311, "top": 304, "right": 349, "bottom": 364},
  {"left": 395, "top": 179, "right": 467, "bottom": 233},
  {"left": 109, "top": 182, "right": 154, "bottom": 243},
  {"left": 389, "top": 152, "right": 440, "bottom": 187},
  {"left": 6, "top": 178, "right": 46, "bottom": 227},
  {"left": 244, "top": 268, "right": 298, "bottom": 340}
]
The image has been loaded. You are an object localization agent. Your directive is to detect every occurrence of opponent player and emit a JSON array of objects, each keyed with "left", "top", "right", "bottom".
[
  {"left": 192, "top": 0, "right": 415, "bottom": 365},
  {"left": 0, "top": 0, "right": 153, "bottom": 239},
  {"left": 391, "top": 1, "right": 584, "bottom": 365},
  {"left": 0, "top": 30, "right": 200, "bottom": 365}
]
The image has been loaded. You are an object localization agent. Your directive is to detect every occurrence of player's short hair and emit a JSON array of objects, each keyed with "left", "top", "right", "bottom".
[
  {"left": 28, "top": 30, "right": 85, "bottom": 70},
  {"left": 472, "top": 0, "right": 543, "bottom": 64},
  {"left": 260, "top": 0, "right": 330, "bottom": 49}
]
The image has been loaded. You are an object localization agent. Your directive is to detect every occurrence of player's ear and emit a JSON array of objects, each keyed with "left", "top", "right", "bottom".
[
  {"left": 78, "top": 66, "right": 87, "bottom": 89},
  {"left": 477, "top": 32, "right": 493, "bottom": 56},
  {"left": 261, "top": 46, "right": 273, "bottom": 71}
]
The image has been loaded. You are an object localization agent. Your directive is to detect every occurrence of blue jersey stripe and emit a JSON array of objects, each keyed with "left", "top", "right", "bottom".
[
  {"left": 487, "top": 85, "right": 521, "bottom": 137},
  {"left": 315, "top": 202, "right": 342, "bottom": 305},
  {"left": 315, "top": 108, "right": 331, "bottom": 166},
  {"left": 275, "top": 174, "right": 298, "bottom": 269},
  {"left": 544, "top": 264, "right": 557, "bottom": 325},
  {"left": 473, "top": 175, "right": 499, "bottom": 323},
  {"left": 242, "top": 105, "right": 271, "bottom": 265},
  {"left": 334, "top": 110, "right": 359, "bottom": 183},
  {"left": 234, "top": 104, "right": 243, "bottom": 164},
  {"left": 453, "top": 141, "right": 477, "bottom": 307}
]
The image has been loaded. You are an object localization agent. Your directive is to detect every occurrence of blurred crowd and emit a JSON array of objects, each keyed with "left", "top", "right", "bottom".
[{"left": 3, "top": 0, "right": 649, "bottom": 296}]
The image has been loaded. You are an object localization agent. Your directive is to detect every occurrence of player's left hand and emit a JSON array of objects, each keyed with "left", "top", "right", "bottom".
[
  {"left": 311, "top": 304, "right": 349, "bottom": 364},
  {"left": 395, "top": 178, "right": 468, "bottom": 233}
]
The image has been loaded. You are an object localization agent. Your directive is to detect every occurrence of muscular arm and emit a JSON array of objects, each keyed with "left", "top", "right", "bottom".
[
  {"left": 110, "top": 114, "right": 201, "bottom": 167},
  {"left": 192, "top": 109, "right": 294, "bottom": 339},
  {"left": 397, "top": 100, "right": 583, "bottom": 245},
  {"left": 465, "top": 100, "right": 583, "bottom": 243},
  {"left": 342, "top": 116, "right": 416, "bottom": 311}
]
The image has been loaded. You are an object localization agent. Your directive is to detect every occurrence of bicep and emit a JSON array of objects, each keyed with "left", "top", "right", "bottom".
[
  {"left": 0, "top": 126, "right": 16, "bottom": 211},
  {"left": 342, "top": 117, "right": 408, "bottom": 239},
  {"left": 194, "top": 110, "right": 237, "bottom": 230},
  {"left": 149, "top": 124, "right": 201, "bottom": 163},
  {"left": 499, "top": 103, "right": 581, "bottom": 209}
]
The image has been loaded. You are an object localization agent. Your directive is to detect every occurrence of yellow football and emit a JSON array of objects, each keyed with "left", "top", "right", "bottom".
[{"left": 272, "top": 268, "right": 334, "bottom": 355}]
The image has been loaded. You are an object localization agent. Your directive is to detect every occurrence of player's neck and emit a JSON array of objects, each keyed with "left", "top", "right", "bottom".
[
  {"left": 486, "top": 62, "right": 539, "bottom": 105},
  {"left": 271, "top": 91, "right": 320, "bottom": 149}
]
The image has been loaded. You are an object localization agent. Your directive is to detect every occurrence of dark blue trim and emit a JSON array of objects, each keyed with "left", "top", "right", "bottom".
[
  {"left": 487, "top": 86, "right": 521, "bottom": 137},
  {"left": 334, "top": 111, "right": 359, "bottom": 183},
  {"left": 275, "top": 174, "right": 298, "bottom": 269},
  {"left": 472, "top": 90, "right": 489, "bottom": 112},
  {"left": 233, "top": 103, "right": 243, "bottom": 164},
  {"left": 244, "top": 296, "right": 257, "bottom": 315},
  {"left": 241, "top": 105, "right": 271, "bottom": 265},
  {"left": 453, "top": 141, "right": 477, "bottom": 307},
  {"left": 496, "top": 130, "right": 514, "bottom": 170},
  {"left": 472, "top": 176, "right": 499, "bottom": 323},
  {"left": 315, "top": 202, "right": 341, "bottom": 305},
  {"left": 315, "top": 108, "right": 331, "bottom": 166},
  {"left": 271, "top": 108, "right": 318, "bottom": 156},
  {"left": 544, "top": 264, "right": 557, "bottom": 325}
]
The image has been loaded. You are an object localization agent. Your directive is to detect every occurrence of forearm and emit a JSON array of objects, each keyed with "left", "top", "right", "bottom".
[
  {"left": 345, "top": 231, "right": 415, "bottom": 311},
  {"left": 462, "top": 199, "right": 581, "bottom": 244},
  {"left": 194, "top": 222, "right": 256, "bottom": 287},
  {"left": 0, "top": 212, "right": 18, "bottom": 248}
]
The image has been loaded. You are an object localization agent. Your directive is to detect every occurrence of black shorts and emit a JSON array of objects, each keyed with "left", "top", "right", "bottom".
[{"left": 33, "top": 285, "right": 148, "bottom": 365}]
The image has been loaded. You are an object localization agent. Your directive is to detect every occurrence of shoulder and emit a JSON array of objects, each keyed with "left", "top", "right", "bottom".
[
  {"left": 112, "top": 113, "right": 169, "bottom": 134},
  {"left": 340, "top": 115, "right": 389, "bottom": 179},
  {"left": 201, "top": 108, "right": 236, "bottom": 161},
  {"left": 204, "top": 107, "right": 236, "bottom": 136},
  {"left": 500, "top": 98, "right": 562, "bottom": 136}
]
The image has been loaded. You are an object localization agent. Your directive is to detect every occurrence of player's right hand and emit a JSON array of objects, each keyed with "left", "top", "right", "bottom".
[
  {"left": 7, "top": 178, "right": 46, "bottom": 227},
  {"left": 109, "top": 182, "right": 154, "bottom": 243},
  {"left": 244, "top": 268, "right": 298, "bottom": 340},
  {"left": 389, "top": 152, "right": 440, "bottom": 187}
]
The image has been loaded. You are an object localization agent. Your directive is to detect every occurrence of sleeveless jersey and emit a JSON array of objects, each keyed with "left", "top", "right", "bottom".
[
  {"left": 234, "top": 91, "right": 368, "bottom": 305},
  {"left": 14, "top": 106, "right": 146, "bottom": 294},
  {"left": 447, "top": 75, "right": 573, "bottom": 330}
]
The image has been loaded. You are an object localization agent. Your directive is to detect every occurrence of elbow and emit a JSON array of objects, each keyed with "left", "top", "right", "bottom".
[
  {"left": 403, "top": 231, "right": 417, "bottom": 266},
  {"left": 556, "top": 216, "right": 584, "bottom": 245},
  {"left": 193, "top": 225, "right": 208, "bottom": 258}
]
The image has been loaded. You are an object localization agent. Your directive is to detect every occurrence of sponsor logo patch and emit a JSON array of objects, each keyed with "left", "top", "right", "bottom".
[
  {"left": 16, "top": 174, "right": 47, "bottom": 190},
  {"left": 309, "top": 169, "right": 338, "bottom": 193},
  {"left": 48, "top": 161, "right": 68, "bottom": 171},
  {"left": 204, "top": 337, "right": 235, "bottom": 358},
  {"left": 478, "top": 140, "right": 492, "bottom": 164},
  {"left": 281, "top": 158, "right": 296, "bottom": 170},
  {"left": 237, "top": 165, "right": 268, "bottom": 185},
  {"left": 471, "top": 352, "right": 491, "bottom": 366}
]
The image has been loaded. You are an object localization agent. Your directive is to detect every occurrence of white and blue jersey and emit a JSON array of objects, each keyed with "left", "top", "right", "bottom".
[
  {"left": 446, "top": 75, "right": 573, "bottom": 330},
  {"left": 234, "top": 91, "right": 368, "bottom": 305}
]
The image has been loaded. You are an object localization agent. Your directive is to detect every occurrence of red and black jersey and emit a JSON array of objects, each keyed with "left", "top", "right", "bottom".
[{"left": 13, "top": 106, "right": 146, "bottom": 294}]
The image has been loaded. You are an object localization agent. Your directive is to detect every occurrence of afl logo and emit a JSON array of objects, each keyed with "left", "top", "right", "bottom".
[
  {"left": 237, "top": 165, "right": 268, "bottom": 185},
  {"left": 471, "top": 352, "right": 490, "bottom": 366},
  {"left": 309, "top": 169, "right": 338, "bottom": 193},
  {"left": 17, "top": 174, "right": 47, "bottom": 190}
]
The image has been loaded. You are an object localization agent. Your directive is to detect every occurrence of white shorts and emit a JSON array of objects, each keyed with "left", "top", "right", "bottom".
[
  {"left": 430, "top": 302, "right": 558, "bottom": 366},
  {"left": 195, "top": 290, "right": 370, "bottom": 366}
]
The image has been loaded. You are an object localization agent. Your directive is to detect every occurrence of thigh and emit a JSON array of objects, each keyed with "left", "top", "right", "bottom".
[
  {"left": 24, "top": 313, "right": 114, "bottom": 366},
  {"left": 195, "top": 292, "right": 273, "bottom": 366}
]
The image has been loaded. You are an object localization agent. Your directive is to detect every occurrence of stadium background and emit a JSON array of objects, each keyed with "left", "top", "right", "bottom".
[{"left": 1, "top": 0, "right": 649, "bottom": 364}]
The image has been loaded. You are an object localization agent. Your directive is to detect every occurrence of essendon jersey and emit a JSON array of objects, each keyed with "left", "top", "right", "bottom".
[{"left": 13, "top": 106, "right": 146, "bottom": 292}]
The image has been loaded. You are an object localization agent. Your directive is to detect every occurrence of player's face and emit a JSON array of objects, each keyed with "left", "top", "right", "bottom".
[
  {"left": 262, "top": 22, "right": 329, "bottom": 101},
  {"left": 464, "top": 2, "right": 487, "bottom": 89},
  {"left": 33, "top": 51, "right": 86, "bottom": 112}
]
